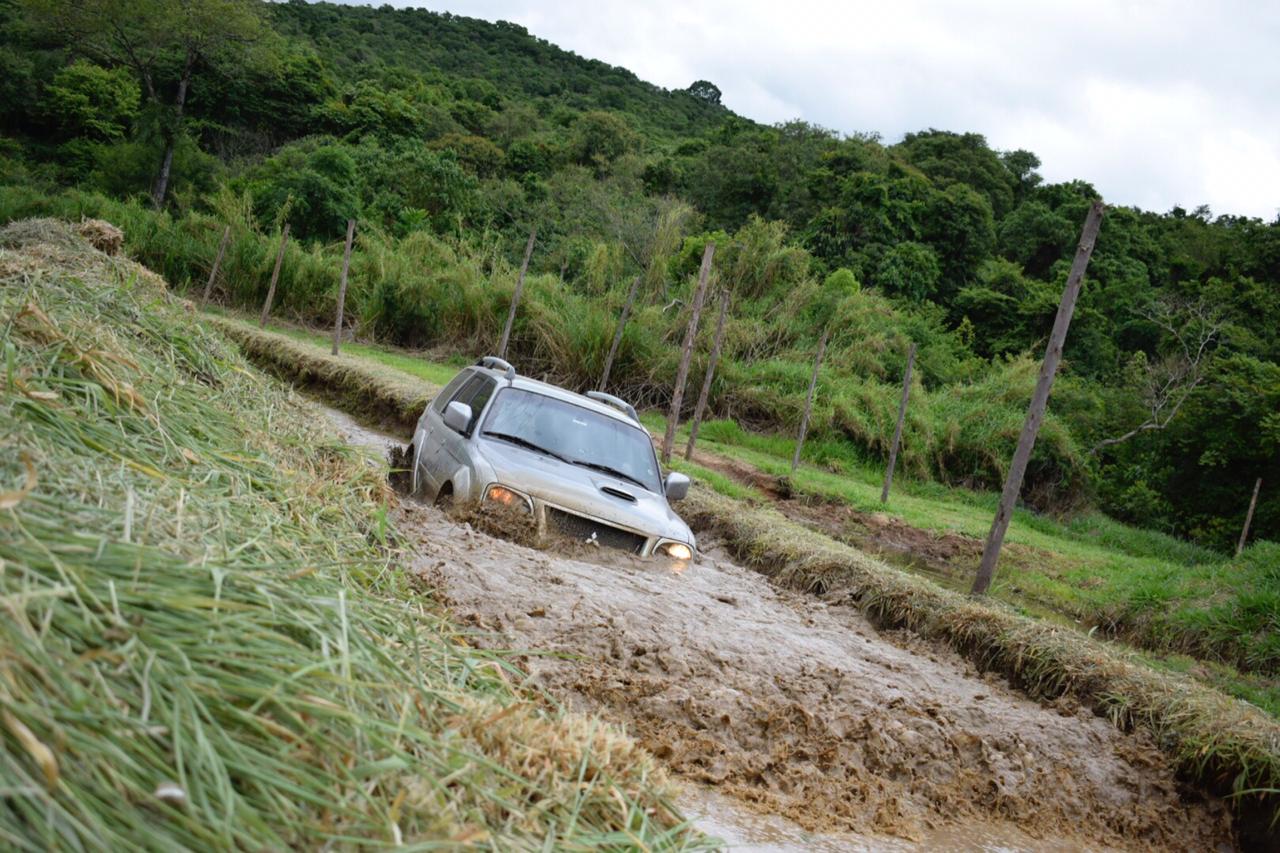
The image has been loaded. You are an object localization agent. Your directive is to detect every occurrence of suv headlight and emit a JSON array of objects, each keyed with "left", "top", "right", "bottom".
[
  {"left": 484, "top": 483, "right": 533, "bottom": 513},
  {"left": 656, "top": 540, "right": 693, "bottom": 561}
]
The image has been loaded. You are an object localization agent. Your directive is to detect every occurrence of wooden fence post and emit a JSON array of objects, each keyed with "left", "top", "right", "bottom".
[
  {"left": 331, "top": 219, "right": 355, "bottom": 356},
  {"left": 791, "top": 326, "right": 830, "bottom": 473},
  {"left": 599, "top": 274, "right": 642, "bottom": 391},
  {"left": 498, "top": 227, "right": 537, "bottom": 360},
  {"left": 972, "top": 200, "right": 1104, "bottom": 596},
  {"left": 200, "top": 224, "right": 231, "bottom": 306},
  {"left": 685, "top": 289, "right": 730, "bottom": 461},
  {"left": 1237, "top": 477, "right": 1263, "bottom": 556},
  {"left": 881, "top": 342, "right": 916, "bottom": 502},
  {"left": 662, "top": 242, "right": 714, "bottom": 464},
  {"left": 258, "top": 223, "right": 290, "bottom": 328}
]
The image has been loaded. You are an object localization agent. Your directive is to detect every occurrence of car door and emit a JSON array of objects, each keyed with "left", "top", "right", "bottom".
[
  {"left": 434, "top": 374, "right": 497, "bottom": 498},
  {"left": 415, "top": 369, "right": 472, "bottom": 495}
]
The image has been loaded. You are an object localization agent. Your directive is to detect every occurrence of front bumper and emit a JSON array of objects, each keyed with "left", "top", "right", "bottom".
[{"left": 483, "top": 482, "right": 695, "bottom": 559}]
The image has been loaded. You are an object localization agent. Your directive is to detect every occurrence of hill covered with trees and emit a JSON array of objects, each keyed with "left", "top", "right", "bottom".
[{"left": 2, "top": 0, "right": 1276, "bottom": 549}]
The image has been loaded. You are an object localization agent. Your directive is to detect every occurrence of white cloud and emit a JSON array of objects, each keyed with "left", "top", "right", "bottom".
[{"left": 383, "top": 0, "right": 1279, "bottom": 219}]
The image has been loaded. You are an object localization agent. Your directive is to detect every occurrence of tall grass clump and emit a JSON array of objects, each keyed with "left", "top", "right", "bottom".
[{"left": 0, "top": 219, "right": 705, "bottom": 850}]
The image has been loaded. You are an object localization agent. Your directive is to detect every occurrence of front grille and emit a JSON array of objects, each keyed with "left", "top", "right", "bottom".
[{"left": 546, "top": 507, "right": 647, "bottom": 554}]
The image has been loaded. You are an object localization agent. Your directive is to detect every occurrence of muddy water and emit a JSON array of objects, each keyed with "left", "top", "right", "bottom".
[{"left": 319, "top": 405, "right": 1233, "bottom": 852}]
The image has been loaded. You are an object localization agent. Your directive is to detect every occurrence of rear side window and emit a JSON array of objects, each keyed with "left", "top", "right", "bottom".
[
  {"left": 431, "top": 370, "right": 473, "bottom": 414},
  {"left": 462, "top": 377, "right": 497, "bottom": 435},
  {"left": 446, "top": 375, "right": 497, "bottom": 436}
]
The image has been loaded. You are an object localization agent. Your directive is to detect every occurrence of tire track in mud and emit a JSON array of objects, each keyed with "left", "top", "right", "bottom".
[{"left": 325, "top": 406, "right": 1233, "bottom": 851}]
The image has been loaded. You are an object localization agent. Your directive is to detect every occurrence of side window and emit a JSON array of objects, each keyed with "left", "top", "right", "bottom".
[
  {"left": 431, "top": 370, "right": 473, "bottom": 414},
  {"left": 451, "top": 376, "right": 485, "bottom": 408},
  {"left": 463, "top": 377, "right": 497, "bottom": 436},
  {"left": 440, "top": 374, "right": 486, "bottom": 434}
]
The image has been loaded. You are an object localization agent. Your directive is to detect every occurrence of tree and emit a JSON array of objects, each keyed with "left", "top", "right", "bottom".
[
  {"left": 876, "top": 242, "right": 941, "bottom": 302},
  {"left": 32, "top": 0, "right": 262, "bottom": 207},
  {"left": 569, "top": 110, "right": 636, "bottom": 172},
  {"left": 1000, "top": 148, "right": 1042, "bottom": 201},
  {"left": 686, "top": 79, "right": 722, "bottom": 105},
  {"left": 1090, "top": 296, "right": 1225, "bottom": 454},
  {"left": 42, "top": 60, "right": 140, "bottom": 140}
]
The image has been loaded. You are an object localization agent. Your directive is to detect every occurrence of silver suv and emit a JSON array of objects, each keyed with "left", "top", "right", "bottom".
[{"left": 408, "top": 357, "right": 696, "bottom": 560}]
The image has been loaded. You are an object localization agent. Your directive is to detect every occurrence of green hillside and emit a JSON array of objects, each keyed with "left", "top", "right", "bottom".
[{"left": 1, "top": 0, "right": 1276, "bottom": 551}]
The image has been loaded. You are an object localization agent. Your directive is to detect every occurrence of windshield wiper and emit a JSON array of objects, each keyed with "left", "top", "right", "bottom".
[
  {"left": 481, "top": 431, "right": 571, "bottom": 463},
  {"left": 571, "top": 459, "right": 649, "bottom": 491}
]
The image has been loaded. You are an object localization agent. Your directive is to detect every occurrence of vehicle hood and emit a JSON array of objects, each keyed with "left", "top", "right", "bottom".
[{"left": 477, "top": 438, "right": 693, "bottom": 543}]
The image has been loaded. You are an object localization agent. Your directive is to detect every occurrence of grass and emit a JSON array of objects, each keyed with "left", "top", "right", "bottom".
[
  {"left": 211, "top": 299, "right": 1280, "bottom": 839},
  {"left": 0, "top": 219, "right": 706, "bottom": 850}
]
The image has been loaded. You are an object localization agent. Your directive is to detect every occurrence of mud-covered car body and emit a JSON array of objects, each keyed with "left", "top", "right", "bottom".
[{"left": 409, "top": 358, "right": 695, "bottom": 559}]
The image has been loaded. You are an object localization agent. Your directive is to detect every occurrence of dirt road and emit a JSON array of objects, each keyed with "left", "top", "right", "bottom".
[{"left": 324, "top": 406, "right": 1232, "bottom": 851}]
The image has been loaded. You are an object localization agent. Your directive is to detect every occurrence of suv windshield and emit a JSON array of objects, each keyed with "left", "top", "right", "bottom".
[{"left": 481, "top": 388, "right": 661, "bottom": 492}]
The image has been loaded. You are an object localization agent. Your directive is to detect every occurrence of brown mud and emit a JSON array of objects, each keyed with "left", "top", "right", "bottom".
[{"left": 322, "top": 405, "right": 1234, "bottom": 851}]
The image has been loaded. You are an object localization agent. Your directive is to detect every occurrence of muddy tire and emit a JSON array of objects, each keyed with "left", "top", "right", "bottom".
[{"left": 434, "top": 483, "right": 454, "bottom": 509}]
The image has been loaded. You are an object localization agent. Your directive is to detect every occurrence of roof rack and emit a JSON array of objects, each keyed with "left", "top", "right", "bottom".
[
  {"left": 477, "top": 356, "right": 516, "bottom": 383},
  {"left": 585, "top": 390, "right": 639, "bottom": 423}
]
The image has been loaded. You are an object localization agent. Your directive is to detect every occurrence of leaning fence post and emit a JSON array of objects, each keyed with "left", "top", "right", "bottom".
[
  {"left": 685, "top": 289, "right": 731, "bottom": 461},
  {"left": 498, "top": 227, "right": 537, "bottom": 360},
  {"left": 662, "top": 242, "right": 715, "bottom": 464},
  {"left": 201, "top": 224, "right": 231, "bottom": 306},
  {"left": 1237, "top": 477, "right": 1263, "bottom": 556},
  {"left": 791, "top": 326, "right": 830, "bottom": 473},
  {"left": 331, "top": 218, "right": 355, "bottom": 356},
  {"left": 258, "top": 223, "right": 290, "bottom": 328},
  {"left": 881, "top": 342, "right": 916, "bottom": 502},
  {"left": 599, "top": 274, "right": 642, "bottom": 391},
  {"left": 972, "top": 200, "right": 1104, "bottom": 596}
]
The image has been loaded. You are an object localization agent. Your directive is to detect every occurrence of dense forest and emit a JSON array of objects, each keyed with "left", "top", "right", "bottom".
[{"left": 1, "top": 0, "right": 1276, "bottom": 549}]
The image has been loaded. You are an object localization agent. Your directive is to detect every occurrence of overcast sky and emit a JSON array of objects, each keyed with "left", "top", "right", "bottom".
[{"left": 388, "top": 1, "right": 1278, "bottom": 220}]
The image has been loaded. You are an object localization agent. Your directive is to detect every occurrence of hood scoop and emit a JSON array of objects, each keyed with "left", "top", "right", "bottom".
[{"left": 600, "top": 485, "right": 637, "bottom": 502}]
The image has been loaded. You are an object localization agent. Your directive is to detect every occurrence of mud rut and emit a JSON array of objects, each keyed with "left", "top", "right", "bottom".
[{"left": 324, "top": 407, "right": 1233, "bottom": 851}]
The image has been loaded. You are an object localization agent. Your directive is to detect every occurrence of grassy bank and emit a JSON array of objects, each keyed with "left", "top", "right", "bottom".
[
  {"left": 208, "top": 312, "right": 1280, "bottom": 838},
  {"left": 0, "top": 220, "right": 703, "bottom": 849}
]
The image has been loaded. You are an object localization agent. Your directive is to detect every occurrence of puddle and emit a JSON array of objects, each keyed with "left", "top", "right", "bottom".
[{"left": 314, "top": 400, "right": 1234, "bottom": 851}]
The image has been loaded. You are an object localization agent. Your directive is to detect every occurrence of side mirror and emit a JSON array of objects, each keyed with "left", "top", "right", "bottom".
[
  {"left": 443, "top": 401, "right": 472, "bottom": 433},
  {"left": 664, "top": 471, "right": 690, "bottom": 502}
]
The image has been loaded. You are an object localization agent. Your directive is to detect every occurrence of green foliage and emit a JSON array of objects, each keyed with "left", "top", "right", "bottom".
[
  {"left": 569, "top": 110, "right": 637, "bottom": 172},
  {"left": 42, "top": 60, "right": 140, "bottom": 140},
  {"left": 875, "top": 241, "right": 941, "bottom": 301},
  {"left": 241, "top": 138, "right": 359, "bottom": 239}
]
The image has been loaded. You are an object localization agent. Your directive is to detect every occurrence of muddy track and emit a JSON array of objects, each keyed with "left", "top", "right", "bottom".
[{"left": 325, "top": 408, "right": 1233, "bottom": 850}]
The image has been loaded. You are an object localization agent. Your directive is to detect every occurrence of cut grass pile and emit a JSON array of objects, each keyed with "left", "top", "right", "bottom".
[
  {"left": 215, "top": 303, "right": 1280, "bottom": 835},
  {"left": 0, "top": 220, "right": 704, "bottom": 850}
]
